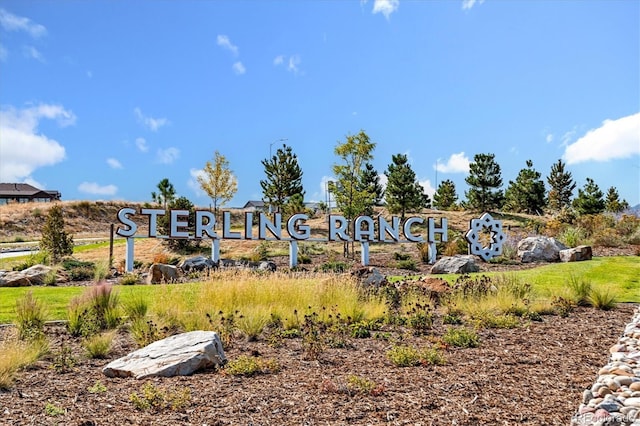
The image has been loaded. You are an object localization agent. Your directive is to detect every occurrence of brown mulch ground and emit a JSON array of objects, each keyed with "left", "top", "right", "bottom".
[{"left": 0, "top": 303, "right": 637, "bottom": 426}]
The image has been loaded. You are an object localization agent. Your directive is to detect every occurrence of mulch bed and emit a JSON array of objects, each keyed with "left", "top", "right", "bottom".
[{"left": 0, "top": 303, "right": 637, "bottom": 425}]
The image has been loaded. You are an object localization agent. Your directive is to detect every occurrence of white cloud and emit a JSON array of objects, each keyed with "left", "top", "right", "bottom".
[
  {"left": 372, "top": 0, "right": 399, "bottom": 19},
  {"left": 563, "top": 112, "right": 640, "bottom": 165},
  {"left": 22, "top": 45, "right": 44, "bottom": 62},
  {"left": 419, "top": 178, "right": 436, "bottom": 200},
  {"left": 546, "top": 133, "right": 554, "bottom": 143},
  {"left": 288, "top": 55, "right": 301, "bottom": 74},
  {"left": 134, "top": 107, "right": 169, "bottom": 132},
  {"left": 156, "top": 147, "right": 180, "bottom": 164},
  {"left": 0, "top": 43, "right": 7, "bottom": 61},
  {"left": 216, "top": 34, "right": 238, "bottom": 56},
  {"left": 462, "top": 0, "right": 485, "bottom": 10},
  {"left": 0, "top": 104, "right": 74, "bottom": 182},
  {"left": 232, "top": 61, "right": 246, "bottom": 75},
  {"left": 435, "top": 152, "right": 470, "bottom": 173},
  {"left": 135, "top": 137, "right": 149, "bottom": 152},
  {"left": 78, "top": 182, "right": 118, "bottom": 196},
  {"left": 188, "top": 168, "right": 206, "bottom": 197},
  {"left": 0, "top": 8, "right": 47, "bottom": 38},
  {"left": 106, "top": 158, "right": 123, "bottom": 169},
  {"left": 274, "top": 54, "right": 302, "bottom": 74}
]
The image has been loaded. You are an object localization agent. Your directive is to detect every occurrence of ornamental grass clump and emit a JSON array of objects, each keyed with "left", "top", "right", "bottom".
[
  {"left": 0, "top": 339, "right": 47, "bottom": 390},
  {"left": 66, "top": 282, "right": 120, "bottom": 337},
  {"left": 14, "top": 291, "right": 47, "bottom": 341}
]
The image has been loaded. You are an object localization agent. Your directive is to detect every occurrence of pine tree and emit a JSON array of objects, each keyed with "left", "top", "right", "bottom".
[
  {"left": 573, "top": 178, "right": 605, "bottom": 215},
  {"left": 605, "top": 186, "right": 629, "bottom": 213},
  {"left": 260, "top": 144, "right": 305, "bottom": 213},
  {"left": 151, "top": 178, "right": 176, "bottom": 209},
  {"left": 198, "top": 151, "right": 238, "bottom": 224},
  {"left": 504, "top": 160, "right": 546, "bottom": 215},
  {"left": 40, "top": 204, "right": 74, "bottom": 263},
  {"left": 384, "top": 153, "right": 427, "bottom": 221},
  {"left": 433, "top": 179, "right": 458, "bottom": 210},
  {"left": 360, "top": 163, "right": 384, "bottom": 207},
  {"left": 546, "top": 159, "right": 576, "bottom": 212},
  {"left": 158, "top": 196, "right": 198, "bottom": 251},
  {"left": 464, "top": 153, "right": 504, "bottom": 211}
]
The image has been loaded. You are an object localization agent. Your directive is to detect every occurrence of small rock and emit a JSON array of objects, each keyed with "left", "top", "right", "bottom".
[
  {"left": 596, "top": 400, "right": 621, "bottom": 412},
  {"left": 630, "top": 382, "right": 640, "bottom": 392},
  {"left": 624, "top": 397, "right": 640, "bottom": 408}
]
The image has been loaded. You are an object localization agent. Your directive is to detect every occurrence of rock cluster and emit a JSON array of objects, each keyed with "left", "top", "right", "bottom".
[{"left": 573, "top": 307, "right": 640, "bottom": 425}]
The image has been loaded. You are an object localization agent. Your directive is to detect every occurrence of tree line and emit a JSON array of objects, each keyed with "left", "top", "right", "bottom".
[{"left": 146, "top": 130, "right": 630, "bottom": 252}]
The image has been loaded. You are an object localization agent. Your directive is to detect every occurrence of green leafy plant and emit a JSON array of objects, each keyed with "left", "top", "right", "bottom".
[
  {"left": 44, "top": 402, "right": 65, "bottom": 416},
  {"left": 386, "top": 345, "right": 446, "bottom": 367},
  {"left": 88, "top": 380, "right": 107, "bottom": 394},
  {"left": 224, "top": 355, "right": 280, "bottom": 376},
  {"left": 346, "top": 375, "right": 378, "bottom": 395},
  {"left": 442, "top": 327, "right": 480, "bottom": 348},
  {"left": 129, "top": 382, "right": 191, "bottom": 411},
  {"left": 396, "top": 259, "right": 418, "bottom": 271},
  {"left": 119, "top": 272, "right": 140, "bottom": 285},
  {"left": 316, "top": 261, "right": 348, "bottom": 273}
]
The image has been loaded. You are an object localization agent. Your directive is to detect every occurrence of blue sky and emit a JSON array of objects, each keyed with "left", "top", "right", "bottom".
[{"left": 1, "top": 0, "right": 639, "bottom": 208}]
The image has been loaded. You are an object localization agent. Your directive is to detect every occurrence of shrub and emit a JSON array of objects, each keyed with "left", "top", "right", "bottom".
[
  {"left": 152, "top": 252, "right": 170, "bottom": 264},
  {"left": 43, "top": 270, "right": 58, "bottom": 286},
  {"left": 442, "top": 327, "right": 480, "bottom": 348},
  {"left": 386, "top": 345, "right": 446, "bottom": 367},
  {"left": 129, "top": 382, "right": 191, "bottom": 411},
  {"left": 82, "top": 331, "right": 115, "bottom": 359},
  {"left": 0, "top": 339, "right": 47, "bottom": 390},
  {"left": 44, "top": 403, "right": 65, "bottom": 416},
  {"left": 557, "top": 226, "right": 588, "bottom": 248},
  {"left": 416, "top": 242, "right": 431, "bottom": 263},
  {"left": 396, "top": 259, "right": 418, "bottom": 271},
  {"left": 39, "top": 204, "right": 74, "bottom": 264},
  {"left": 567, "top": 275, "right": 592, "bottom": 307},
  {"left": 317, "top": 261, "right": 348, "bottom": 273},
  {"left": 393, "top": 252, "right": 411, "bottom": 261},
  {"left": 346, "top": 375, "right": 379, "bottom": 395},
  {"left": 66, "top": 282, "right": 120, "bottom": 337},
  {"left": 587, "top": 288, "right": 617, "bottom": 310},
  {"left": 123, "top": 296, "right": 149, "bottom": 321},
  {"left": 119, "top": 273, "right": 140, "bottom": 285},
  {"left": 224, "top": 355, "right": 280, "bottom": 376},
  {"left": 88, "top": 380, "right": 107, "bottom": 394},
  {"left": 130, "top": 318, "right": 168, "bottom": 347},
  {"left": 591, "top": 230, "right": 621, "bottom": 248},
  {"left": 93, "top": 260, "right": 110, "bottom": 281},
  {"left": 14, "top": 291, "right": 47, "bottom": 341}
]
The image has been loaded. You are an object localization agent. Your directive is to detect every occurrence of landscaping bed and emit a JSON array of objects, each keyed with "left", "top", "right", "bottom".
[{"left": 0, "top": 302, "right": 637, "bottom": 425}]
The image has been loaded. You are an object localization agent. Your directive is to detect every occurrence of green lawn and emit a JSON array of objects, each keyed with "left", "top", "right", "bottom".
[
  {"left": 0, "top": 256, "right": 637, "bottom": 324},
  {"left": 441, "top": 256, "right": 639, "bottom": 303}
]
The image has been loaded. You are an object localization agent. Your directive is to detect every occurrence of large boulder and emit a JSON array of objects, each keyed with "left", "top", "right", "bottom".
[
  {"left": 147, "top": 263, "right": 179, "bottom": 284},
  {"left": 559, "top": 245, "right": 593, "bottom": 262},
  {"left": 178, "top": 256, "right": 217, "bottom": 272},
  {"left": 431, "top": 255, "right": 479, "bottom": 274},
  {"left": 517, "top": 236, "right": 567, "bottom": 263},
  {"left": 0, "top": 265, "right": 53, "bottom": 287},
  {"left": 102, "top": 330, "right": 226, "bottom": 379}
]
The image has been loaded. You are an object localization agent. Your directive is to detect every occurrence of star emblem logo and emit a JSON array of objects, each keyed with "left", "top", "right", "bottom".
[{"left": 464, "top": 212, "right": 506, "bottom": 261}]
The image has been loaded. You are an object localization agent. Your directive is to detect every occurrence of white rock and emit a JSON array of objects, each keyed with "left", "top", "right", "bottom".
[{"left": 103, "top": 330, "right": 226, "bottom": 379}]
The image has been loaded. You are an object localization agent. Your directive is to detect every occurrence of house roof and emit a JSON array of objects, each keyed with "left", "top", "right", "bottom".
[
  {"left": 242, "top": 200, "right": 266, "bottom": 208},
  {"left": 0, "top": 183, "right": 42, "bottom": 196},
  {"left": 0, "top": 183, "right": 60, "bottom": 198}
]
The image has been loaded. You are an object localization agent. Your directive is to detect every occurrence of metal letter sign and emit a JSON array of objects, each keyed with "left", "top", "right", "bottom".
[
  {"left": 464, "top": 213, "right": 506, "bottom": 261},
  {"left": 116, "top": 208, "right": 505, "bottom": 271}
]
